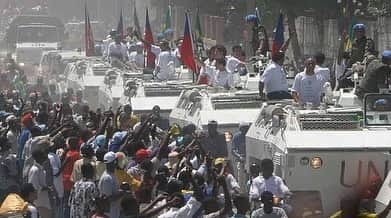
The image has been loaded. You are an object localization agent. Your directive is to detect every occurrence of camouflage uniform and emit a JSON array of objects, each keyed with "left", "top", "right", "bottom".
[
  {"left": 251, "top": 25, "right": 269, "bottom": 56},
  {"left": 348, "top": 36, "right": 376, "bottom": 67}
]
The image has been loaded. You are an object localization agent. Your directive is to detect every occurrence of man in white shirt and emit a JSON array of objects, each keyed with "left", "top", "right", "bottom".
[
  {"left": 259, "top": 51, "right": 291, "bottom": 100},
  {"left": 156, "top": 41, "right": 176, "bottom": 81},
  {"left": 214, "top": 58, "right": 234, "bottom": 89},
  {"left": 249, "top": 158, "right": 290, "bottom": 200},
  {"left": 129, "top": 42, "right": 144, "bottom": 68},
  {"left": 108, "top": 35, "right": 128, "bottom": 62},
  {"left": 102, "top": 29, "right": 117, "bottom": 58},
  {"left": 292, "top": 58, "right": 326, "bottom": 106},
  {"left": 251, "top": 191, "right": 288, "bottom": 218},
  {"left": 28, "top": 146, "right": 51, "bottom": 218},
  {"left": 226, "top": 45, "right": 245, "bottom": 74},
  {"left": 196, "top": 47, "right": 216, "bottom": 85},
  {"left": 314, "top": 52, "right": 330, "bottom": 82}
]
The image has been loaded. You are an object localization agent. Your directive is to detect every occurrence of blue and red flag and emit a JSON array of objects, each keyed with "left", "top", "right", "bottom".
[
  {"left": 180, "top": 13, "right": 197, "bottom": 74},
  {"left": 84, "top": 2, "right": 95, "bottom": 56},
  {"left": 272, "top": 13, "right": 284, "bottom": 56},
  {"left": 144, "top": 8, "right": 155, "bottom": 68},
  {"left": 117, "top": 10, "right": 124, "bottom": 40}
]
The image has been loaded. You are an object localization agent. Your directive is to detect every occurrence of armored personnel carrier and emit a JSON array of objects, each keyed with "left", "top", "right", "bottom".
[
  {"left": 128, "top": 80, "right": 205, "bottom": 119},
  {"left": 170, "top": 88, "right": 262, "bottom": 133},
  {"left": 245, "top": 93, "right": 391, "bottom": 217}
]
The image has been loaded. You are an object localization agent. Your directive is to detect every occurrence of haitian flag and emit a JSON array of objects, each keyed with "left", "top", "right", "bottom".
[
  {"left": 180, "top": 13, "right": 197, "bottom": 74},
  {"left": 84, "top": 3, "right": 95, "bottom": 56},
  {"left": 117, "top": 10, "right": 124, "bottom": 40},
  {"left": 144, "top": 8, "right": 155, "bottom": 68},
  {"left": 272, "top": 13, "right": 284, "bottom": 56}
]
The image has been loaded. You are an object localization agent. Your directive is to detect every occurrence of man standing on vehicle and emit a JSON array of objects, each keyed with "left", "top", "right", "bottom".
[
  {"left": 259, "top": 51, "right": 291, "bottom": 100},
  {"left": 292, "top": 58, "right": 326, "bottom": 106}
]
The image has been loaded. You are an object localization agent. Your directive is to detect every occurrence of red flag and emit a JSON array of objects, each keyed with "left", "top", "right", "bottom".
[
  {"left": 144, "top": 8, "right": 155, "bottom": 68},
  {"left": 180, "top": 13, "right": 197, "bottom": 74},
  {"left": 85, "top": 3, "right": 95, "bottom": 56}
]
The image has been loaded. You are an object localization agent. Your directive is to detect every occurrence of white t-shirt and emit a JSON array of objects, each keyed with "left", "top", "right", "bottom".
[
  {"left": 249, "top": 175, "right": 290, "bottom": 199},
  {"left": 129, "top": 51, "right": 144, "bottom": 68},
  {"left": 28, "top": 204, "right": 39, "bottom": 218},
  {"left": 214, "top": 69, "right": 234, "bottom": 88},
  {"left": 48, "top": 152, "right": 64, "bottom": 198},
  {"left": 226, "top": 56, "right": 242, "bottom": 73},
  {"left": 156, "top": 51, "right": 176, "bottom": 80},
  {"left": 260, "top": 62, "right": 289, "bottom": 94},
  {"left": 102, "top": 37, "right": 113, "bottom": 57},
  {"left": 108, "top": 42, "right": 128, "bottom": 61},
  {"left": 151, "top": 45, "right": 162, "bottom": 57},
  {"left": 292, "top": 71, "right": 326, "bottom": 106},
  {"left": 251, "top": 207, "right": 288, "bottom": 218},
  {"left": 200, "top": 59, "right": 216, "bottom": 85},
  {"left": 315, "top": 65, "right": 330, "bottom": 82}
]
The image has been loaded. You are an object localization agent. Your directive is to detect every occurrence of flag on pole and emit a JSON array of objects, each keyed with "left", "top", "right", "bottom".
[
  {"left": 133, "top": 0, "right": 141, "bottom": 37},
  {"left": 255, "top": 7, "right": 262, "bottom": 25},
  {"left": 144, "top": 8, "right": 155, "bottom": 68},
  {"left": 344, "top": 18, "right": 357, "bottom": 52},
  {"left": 84, "top": 2, "right": 95, "bottom": 56},
  {"left": 117, "top": 10, "right": 124, "bottom": 39},
  {"left": 180, "top": 13, "right": 197, "bottom": 74},
  {"left": 162, "top": 5, "right": 172, "bottom": 32},
  {"left": 194, "top": 8, "right": 203, "bottom": 44},
  {"left": 271, "top": 13, "right": 284, "bottom": 56}
]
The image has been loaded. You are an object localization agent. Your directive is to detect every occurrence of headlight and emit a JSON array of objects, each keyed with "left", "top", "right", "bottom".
[
  {"left": 300, "top": 157, "right": 309, "bottom": 166},
  {"left": 224, "top": 131, "right": 233, "bottom": 142},
  {"left": 18, "top": 62, "right": 25, "bottom": 67},
  {"left": 310, "top": 157, "right": 323, "bottom": 169}
]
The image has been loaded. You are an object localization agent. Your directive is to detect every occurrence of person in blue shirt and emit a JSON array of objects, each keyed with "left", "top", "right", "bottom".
[
  {"left": 232, "top": 122, "right": 250, "bottom": 156},
  {"left": 18, "top": 113, "right": 34, "bottom": 164}
]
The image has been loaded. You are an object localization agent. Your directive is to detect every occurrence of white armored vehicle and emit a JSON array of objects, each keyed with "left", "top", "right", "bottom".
[
  {"left": 245, "top": 93, "right": 391, "bottom": 217},
  {"left": 128, "top": 81, "right": 205, "bottom": 120},
  {"left": 170, "top": 88, "right": 262, "bottom": 133}
]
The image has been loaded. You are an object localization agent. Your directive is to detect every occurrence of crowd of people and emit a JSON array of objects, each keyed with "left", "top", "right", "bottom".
[
  {"left": 0, "top": 83, "right": 296, "bottom": 218},
  {"left": 0, "top": 89, "right": 390, "bottom": 218}
]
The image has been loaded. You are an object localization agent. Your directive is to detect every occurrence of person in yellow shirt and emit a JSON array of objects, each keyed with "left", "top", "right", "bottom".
[
  {"left": 114, "top": 152, "right": 141, "bottom": 191},
  {"left": 330, "top": 195, "right": 391, "bottom": 218},
  {"left": 117, "top": 104, "right": 140, "bottom": 130}
]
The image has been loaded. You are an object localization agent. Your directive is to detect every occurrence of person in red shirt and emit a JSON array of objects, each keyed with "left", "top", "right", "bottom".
[{"left": 59, "top": 137, "right": 80, "bottom": 218}]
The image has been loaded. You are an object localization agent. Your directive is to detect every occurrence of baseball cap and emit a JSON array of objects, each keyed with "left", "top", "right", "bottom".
[
  {"left": 135, "top": 149, "right": 150, "bottom": 161},
  {"left": 103, "top": 151, "right": 116, "bottom": 163},
  {"left": 214, "top": 157, "right": 225, "bottom": 166}
]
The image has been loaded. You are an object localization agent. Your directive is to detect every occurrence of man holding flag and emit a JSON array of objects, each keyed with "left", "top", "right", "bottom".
[{"left": 258, "top": 13, "right": 291, "bottom": 100}]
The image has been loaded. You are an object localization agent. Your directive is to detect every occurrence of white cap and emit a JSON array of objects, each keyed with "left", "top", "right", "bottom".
[
  {"left": 136, "top": 42, "right": 143, "bottom": 47},
  {"left": 104, "top": 151, "right": 116, "bottom": 163}
]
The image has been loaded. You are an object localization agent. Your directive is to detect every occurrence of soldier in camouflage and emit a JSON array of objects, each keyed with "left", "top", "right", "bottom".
[
  {"left": 245, "top": 14, "right": 269, "bottom": 57},
  {"left": 347, "top": 23, "right": 377, "bottom": 67}
]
